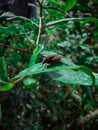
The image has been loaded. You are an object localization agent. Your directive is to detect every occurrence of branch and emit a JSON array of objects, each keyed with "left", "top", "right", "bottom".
[
  {"left": 13, "top": 77, "right": 25, "bottom": 84},
  {"left": 78, "top": 109, "right": 98, "bottom": 125},
  {"left": 0, "top": 43, "right": 32, "bottom": 54}
]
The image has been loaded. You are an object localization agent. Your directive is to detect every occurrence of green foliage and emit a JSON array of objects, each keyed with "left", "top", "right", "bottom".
[
  {"left": 54, "top": 70, "right": 93, "bottom": 86},
  {"left": 29, "top": 45, "right": 44, "bottom": 66},
  {"left": 50, "top": 0, "right": 77, "bottom": 11},
  {"left": 64, "top": 0, "right": 77, "bottom": 11},
  {"left": 0, "top": 83, "right": 14, "bottom": 91},
  {"left": 23, "top": 78, "right": 37, "bottom": 89},
  {"left": 13, "top": 57, "right": 97, "bottom": 86},
  {"left": 0, "top": 57, "right": 8, "bottom": 81},
  {"left": 0, "top": 0, "right": 98, "bottom": 129}
]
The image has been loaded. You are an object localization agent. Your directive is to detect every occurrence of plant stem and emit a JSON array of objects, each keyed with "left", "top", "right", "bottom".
[
  {"left": 36, "top": 17, "right": 42, "bottom": 45},
  {"left": 35, "top": 0, "right": 43, "bottom": 45}
]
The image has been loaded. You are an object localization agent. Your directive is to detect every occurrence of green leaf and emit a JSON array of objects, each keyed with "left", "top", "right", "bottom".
[
  {"left": 74, "top": 66, "right": 95, "bottom": 85},
  {"left": 93, "top": 73, "right": 98, "bottom": 86},
  {"left": 61, "top": 57, "right": 76, "bottom": 66},
  {"left": 0, "top": 57, "right": 8, "bottom": 81},
  {"left": 65, "top": 0, "right": 77, "bottom": 11},
  {"left": 83, "top": 17, "right": 98, "bottom": 23},
  {"left": 0, "top": 83, "right": 14, "bottom": 91},
  {"left": 0, "top": 26, "right": 18, "bottom": 35},
  {"left": 0, "top": 104, "right": 2, "bottom": 120},
  {"left": 50, "top": 0, "right": 56, "bottom": 3},
  {"left": 23, "top": 78, "right": 37, "bottom": 89},
  {"left": 13, "top": 62, "right": 78, "bottom": 79},
  {"left": 29, "top": 45, "right": 43, "bottom": 66},
  {"left": 50, "top": 0, "right": 64, "bottom": 5},
  {"left": 54, "top": 70, "right": 93, "bottom": 86},
  {"left": 13, "top": 58, "right": 95, "bottom": 86},
  {"left": 0, "top": 79, "right": 6, "bottom": 85},
  {"left": 81, "top": 86, "right": 94, "bottom": 103}
]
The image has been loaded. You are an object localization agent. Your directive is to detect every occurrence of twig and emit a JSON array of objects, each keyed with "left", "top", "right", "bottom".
[
  {"left": 35, "top": 0, "right": 43, "bottom": 45},
  {"left": 13, "top": 77, "right": 25, "bottom": 84},
  {"left": 0, "top": 43, "right": 32, "bottom": 54},
  {"left": 36, "top": 17, "right": 42, "bottom": 45},
  {"left": 36, "top": 0, "right": 42, "bottom": 8},
  {"left": 78, "top": 109, "right": 98, "bottom": 125}
]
